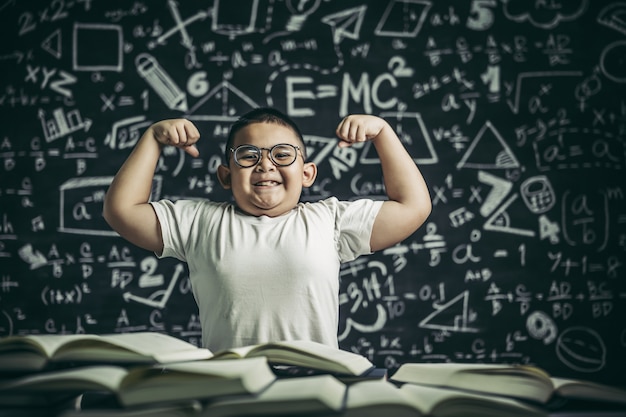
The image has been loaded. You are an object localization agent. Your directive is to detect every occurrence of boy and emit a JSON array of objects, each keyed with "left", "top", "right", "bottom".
[{"left": 103, "top": 108, "right": 431, "bottom": 351}]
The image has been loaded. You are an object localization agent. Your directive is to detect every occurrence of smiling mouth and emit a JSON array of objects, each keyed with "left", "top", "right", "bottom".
[{"left": 254, "top": 180, "right": 280, "bottom": 186}]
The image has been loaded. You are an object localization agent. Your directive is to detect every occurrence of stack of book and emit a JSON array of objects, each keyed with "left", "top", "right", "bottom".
[
  {"left": 1, "top": 332, "right": 625, "bottom": 417},
  {"left": 388, "top": 362, "right": 626, "bottom": 417},
  {"left": 0, "top": 332, "right": 382, "bottom": 416}
]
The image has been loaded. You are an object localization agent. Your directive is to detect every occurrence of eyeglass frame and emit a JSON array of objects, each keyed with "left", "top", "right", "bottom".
[{"left": 228, "top": 143, "right": 304, "bottom": 168}]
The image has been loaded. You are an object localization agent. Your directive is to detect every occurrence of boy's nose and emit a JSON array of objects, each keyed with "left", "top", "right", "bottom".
[{"left": 254, "top": 150, "right": 276, "bottom": 171}]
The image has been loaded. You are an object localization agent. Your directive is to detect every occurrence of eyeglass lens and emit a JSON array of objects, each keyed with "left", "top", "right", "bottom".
[{"left": 234, "top": 144, "right": 298, "bottom": 167}]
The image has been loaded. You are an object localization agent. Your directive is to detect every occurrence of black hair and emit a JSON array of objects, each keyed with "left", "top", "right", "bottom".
[{"left": 223, "top": 107, "right": 306, "bottom": 164}]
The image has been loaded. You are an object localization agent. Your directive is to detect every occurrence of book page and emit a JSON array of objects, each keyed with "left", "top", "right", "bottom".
[
  {"left": 551, "top": 377, "right": 626, "bottom": 404},
  {"left": 0, "top": 365, "right": 128, "bottom": 393},
  {"left": 54, "top": 332, "right": 212, "bottom": 362},
  {"left": 0, "top": 334, "right": 102, "bottom": 357},
  {"left": 249, "top": 340, "right": 373, "bottom": 375},
  {"left": 204, "top": 375, "right": 347, "bottom": 416}
]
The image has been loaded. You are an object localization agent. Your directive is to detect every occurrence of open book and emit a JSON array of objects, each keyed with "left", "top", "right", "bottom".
[
  {"left": 0, "top": 357, "right": 275, "bottom": 408},
  {"left": 211, "top": 340, "right": 374, "bottom": 376},
  {"left": 337, "top": 379, "right": 547, "bottom": 417},
  {"left": 200, "top": 374, "right": 347, "bottom": 417},
  {"left": 390, "top": 363, "right": 626, "bottom": 406},
  {"left": 0, "top": 332, "right": 212, "bottom": 373},
  {"left": 59, "top": 402, "right": 202, "bottom": 417}
]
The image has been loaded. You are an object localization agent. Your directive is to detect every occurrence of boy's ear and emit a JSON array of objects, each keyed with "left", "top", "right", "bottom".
[
  {"left": 302, "top": 162, "right": 317, "bottom": 188},
  {"left": 217, "top": 164, "right": 232, "bottom": 189}
]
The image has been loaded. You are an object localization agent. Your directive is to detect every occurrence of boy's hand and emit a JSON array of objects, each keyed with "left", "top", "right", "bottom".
[
  {"left": 151, "top": 118, "right": 200, "bottom": 157},
  {"left": 335, "top": 114, "right": 388, "bottom": 148}
]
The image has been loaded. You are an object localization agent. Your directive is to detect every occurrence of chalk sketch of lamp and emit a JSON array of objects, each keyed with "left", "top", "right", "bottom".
[{"left": 285, "top": 0, "right": 321, "bottom": 31}]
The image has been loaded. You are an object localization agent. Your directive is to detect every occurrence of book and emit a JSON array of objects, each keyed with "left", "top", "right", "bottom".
[
  {"left": 211, "top": 340, "right": 374, "bottom": 376},
  {"left": 333, "top": 379, "right": 547, "bottom": 417},
  {"left": 200, "top": 374, "right": 347, "bottom": 417},
  {"left": 335, "top": 379, "right": 421, "bottom": 417},
  {"left": 390, "top": 362, "right": 626, "bottom": 406},
  {"left": 550, "top": 377, "right": 626, "bottom": 406},
  {"left": 0, "top": 332, "right": 213, "bottom": 373},
  {"left": 59, "top": 402, "right": 203, "bottom": 417},
  {"left": 270, "top": 364, "right": 387, "bottom": 384},
  {"left": 398, "top": 382, "right": 548, "bottom": 417},
  {"left": 0, "top": 357, "right": 275, "bottom": 408}
]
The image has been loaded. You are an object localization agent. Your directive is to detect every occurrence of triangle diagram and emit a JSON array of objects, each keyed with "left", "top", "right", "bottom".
[
  {"left": 360, "top": 112, "right": 438, "bottom": 165},
  {"left": 187, "top": 80, "right": 259, "bottom": 117},
  {"left": 477, "top": 170, "right": 513, "bottom": 217},
  {"left": 419, "top": 290, "right": 479, "bottom": 332},
  {"left": 598, "top": 3, "right": 626, "bottom": 35},
  {"left": 303, "top": 135, "right": 337, "bottom": 166},
  {"left": 483, "top": 194, "right": 536, "bottom": 237},
  {"left": 457, "top": 120, "right": 520, "bottom": 169},
  {"left": 42, "top": 29, "right": 62, "bottom": 59}
]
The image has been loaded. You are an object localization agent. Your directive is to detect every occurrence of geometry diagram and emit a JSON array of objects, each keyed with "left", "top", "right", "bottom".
[
  {"left": 598, "top": 2, "right": 626, "bottom": 35},
  {"left": 73, "top": 23, "right": 123, "bottom": 72},
  {"left": 375, "top": 0, "right": 432, "bottom": 37},
  {"left": 457, "top": 121, "right": 520, "bottom": 170},
  {"left": 601, "top": 40, "right": 626, "bottom": 83},
  {"left": 419, "top": 290, "right": 479, "bottom": 333},
  {"left": 360, "top": 112, "right": 437, "bottom": 165}
]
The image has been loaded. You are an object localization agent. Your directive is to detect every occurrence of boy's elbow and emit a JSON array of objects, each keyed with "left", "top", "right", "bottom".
[
  {"left": 102, "top": 194, "right": 125, "bottom": 231},
  {"left": 413, "top": 201, "right": 432, "bottom": 231},
  {"left": 102, "top": 201, "right": 119, "bottom": 231}
]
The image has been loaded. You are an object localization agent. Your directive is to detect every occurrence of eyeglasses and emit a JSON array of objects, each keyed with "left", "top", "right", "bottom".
[{"left": 229, "top": 143, "right": 302, "bottom": 168}]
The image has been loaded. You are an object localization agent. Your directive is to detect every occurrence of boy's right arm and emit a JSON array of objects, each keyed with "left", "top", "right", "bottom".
[{"left": 103, "top": 119, "right": 200, "bottom": 254}]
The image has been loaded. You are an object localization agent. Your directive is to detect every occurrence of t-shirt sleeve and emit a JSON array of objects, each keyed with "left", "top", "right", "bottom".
[
  {"left": 150, "top": 199, "right": 205, "bottom": 261},
  {"left": 332, "top": 198, "right": 384, "bottom": 263}
]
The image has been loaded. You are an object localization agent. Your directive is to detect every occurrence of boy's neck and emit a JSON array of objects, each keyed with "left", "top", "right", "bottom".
[{"left": 234, "top": 204, "right": 297, "bottom": 218}]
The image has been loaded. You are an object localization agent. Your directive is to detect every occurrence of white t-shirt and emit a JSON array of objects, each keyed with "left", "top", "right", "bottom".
[{"left": 150, "top": 197, "right": 383, "bottom": 352}]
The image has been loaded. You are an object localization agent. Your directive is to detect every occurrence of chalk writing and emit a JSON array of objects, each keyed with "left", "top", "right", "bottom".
[{"left": 0, "top": 0, "right": 624, "bottom": 384}]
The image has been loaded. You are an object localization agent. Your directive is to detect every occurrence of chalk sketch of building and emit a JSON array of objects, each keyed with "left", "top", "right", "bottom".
[
  {"left": 187, "top": 80, "right": 260, "bottom": 118},
  {"left": 38, "top": 107, "right": 92, "bottom": 143}
]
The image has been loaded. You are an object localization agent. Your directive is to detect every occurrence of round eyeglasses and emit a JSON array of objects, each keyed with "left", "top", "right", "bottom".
[{"left": 229, "top": 143, "right": 302, "bottom": 168}]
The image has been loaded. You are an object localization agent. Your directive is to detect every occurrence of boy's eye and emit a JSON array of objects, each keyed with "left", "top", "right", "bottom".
[
  {"left": 273, "top": 152, "right": 291, "bottom": 160},
  {"left": 236, "top": 147, "right": 260, "bottom": 160},
  {"left": 272, "top": 146, "right": 295, "bottom": 160},
  {"left": 240, "top": 152, "right": 258, "bottom": 160}
]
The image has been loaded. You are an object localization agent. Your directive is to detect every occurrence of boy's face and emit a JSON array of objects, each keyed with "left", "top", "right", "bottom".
[{"left": 217, "top": 122, "right": 317, "bottom": 217}]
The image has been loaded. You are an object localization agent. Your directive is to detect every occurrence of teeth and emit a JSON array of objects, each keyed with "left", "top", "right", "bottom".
[{"left": 256, "top": 181, "right": 277, "bottom": 186}]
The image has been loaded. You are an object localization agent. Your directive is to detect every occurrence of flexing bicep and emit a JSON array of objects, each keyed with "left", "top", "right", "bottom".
[
  {"left": 104, "top": 202, "right": 164, "bottom": 255},
  {"left": 369, "top": 200, "right": 429, "bottom": 252}
]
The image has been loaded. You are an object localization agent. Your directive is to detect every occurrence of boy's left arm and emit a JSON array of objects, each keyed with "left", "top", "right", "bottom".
[{"left": 336, "top": 115, "right": 432, "bottom": 251}]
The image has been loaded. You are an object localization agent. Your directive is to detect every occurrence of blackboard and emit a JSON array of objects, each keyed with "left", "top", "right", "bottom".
[{"left": 1, "top": 0, "right": 625, "bottom": 385}]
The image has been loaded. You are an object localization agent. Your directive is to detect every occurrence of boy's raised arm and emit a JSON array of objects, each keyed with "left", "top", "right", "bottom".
[
  {"left": 335, "top": 115, "right": 432, "bottom": 252},
  {"left": 103, "top": 119, "right": 200, "bottom": 254}
]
